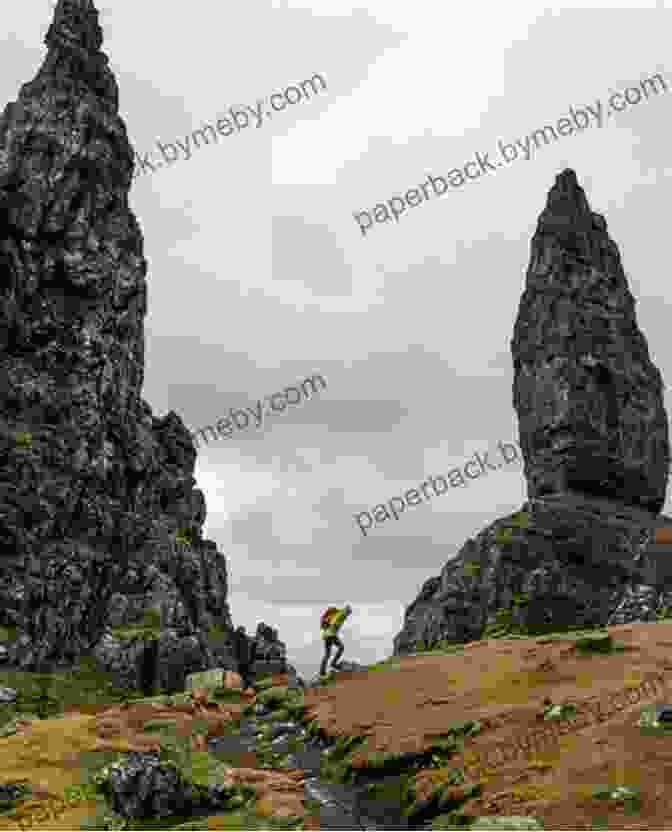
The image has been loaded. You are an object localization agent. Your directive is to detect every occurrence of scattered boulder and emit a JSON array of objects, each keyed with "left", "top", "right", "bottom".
[
  {"left": 91, "top": 750, "right": 253, "bottom": 821},
  {"left": 250, "top": 623, "right": 287, "bottom": 676},
  {"left": 0, "top": 781, "right": 32, "bottom": 811}
]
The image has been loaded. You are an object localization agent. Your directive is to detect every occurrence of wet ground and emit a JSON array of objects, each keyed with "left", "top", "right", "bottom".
[{"left": 207, "top": 711, "right": 425, "bottom": 830}]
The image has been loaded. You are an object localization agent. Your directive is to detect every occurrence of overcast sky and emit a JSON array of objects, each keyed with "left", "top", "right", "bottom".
[{"left": 4, "top": 1, "right": 672, "bottom": 679}]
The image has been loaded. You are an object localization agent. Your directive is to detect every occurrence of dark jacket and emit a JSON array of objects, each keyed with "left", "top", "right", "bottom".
[{"left": 233, "top": 630, "right": 257, "bottom": 667}]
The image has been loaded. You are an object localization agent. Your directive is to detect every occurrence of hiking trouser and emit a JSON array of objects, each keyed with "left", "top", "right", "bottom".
[{"left": 320, "top": 635, "right": 344, "bottom": 675}]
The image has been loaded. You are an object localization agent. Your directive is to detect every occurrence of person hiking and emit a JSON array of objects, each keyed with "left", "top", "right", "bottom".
[
  {"left": 233, "top": 625, "right": 257, "bottom": 694},
  {"left": 319, "top": 604, "right": 352, "bottom": 676}
]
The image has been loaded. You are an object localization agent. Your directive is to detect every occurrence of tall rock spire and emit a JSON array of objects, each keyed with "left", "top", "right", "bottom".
[
  {"left": 393, "top": 169, "right": 672, "bottom": 657},
  {"left": 25, "top": 0, "right": 119, "bottom": 110},
  {"left": 46, "top": 0, "right": 104, "bottom": 51},
  {"left": 0, "top": 1, "right": 236, "bottom": 673},
  {"left": 511, "top": 169, "right": 669, "bottom": 513}
]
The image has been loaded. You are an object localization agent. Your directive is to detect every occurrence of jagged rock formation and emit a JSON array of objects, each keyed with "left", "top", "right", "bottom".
[
  {"left": 394, "top": 170, "right": 672, "bottom": 653},
  {"left": 250, "top": 622, "right": 288, "bottom": 676},
  {"left": 512, "top": 168, "right": 669, "bottom": 513},
  {"left": 0, "top": 0, "right": 285, "bottom": 684}
]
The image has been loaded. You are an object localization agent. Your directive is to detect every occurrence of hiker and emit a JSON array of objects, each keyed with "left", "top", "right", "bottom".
[
  {"left": 233, "top": 625, "right": 257, "bottom": 694},
  {"left": 319, "top": 604, "right": 352, "bottom": 676}
]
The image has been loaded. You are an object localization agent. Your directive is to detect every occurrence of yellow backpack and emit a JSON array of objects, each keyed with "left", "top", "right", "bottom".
[{"left": 320, "top": 606, "right": 339, "bottom": 630}]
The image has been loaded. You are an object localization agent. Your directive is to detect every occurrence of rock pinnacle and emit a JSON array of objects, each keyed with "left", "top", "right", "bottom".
[{"left": 512, "top": 169, "right": 669, "bottom": 513}]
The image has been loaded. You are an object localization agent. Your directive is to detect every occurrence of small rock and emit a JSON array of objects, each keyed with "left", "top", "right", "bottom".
[
  {"left": 0, "top": 687, "right": 17, "bottom": 704},
  {"left": 270, "top": 721, "right": 299, "bottom": 740},
  {"left": 0, "top": 781, "right": 31, "bottom": 805}
]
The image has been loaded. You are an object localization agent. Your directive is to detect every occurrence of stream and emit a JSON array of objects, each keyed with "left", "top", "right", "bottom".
[{"left": 207, "top": 710, "right": 430, "bottom": 830}]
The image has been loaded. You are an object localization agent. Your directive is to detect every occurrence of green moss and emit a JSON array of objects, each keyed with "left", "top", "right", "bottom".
[
  {"left": 284, "top": 698, "right": 309, "bottom": 722},
  {"left": 495, "top": 527, "right": 514, "bottom": 546},
  {"left": 366, "top": 657, "right": 403, "bottom": 672},
  {"left": 431, "top": 810, "right": 477, "bottom": 829},
  {"left": 494, "top": 512, "right": 530, "bottom": 547},
  {"left": 256, "top": 686, "right": 293, "bottom": 710},
  {"left": 0, "top": 650, "right": 150, "bottom": 730},
  {"left": 542, "top": 702, "right": 577, "bottom": 721},
  {"left": 108, "top": 622, "right": 161, "bottom": 643},
  {"left": 63, "top": 782, "right": 101, "bottom": 804},
  {"left": 417, "top": 640, "right": 466, "bottom": 655},
  {"left": 13, "top": 431, "right": 32, "bottom": 449},
  {"left": 0, "top": 625, "right": 18, "bottom": 642},
  {"left": 142, "top": 607, "right": 162, "bottom": 629},
  {"left": 572, "top": 634, "right": 614, "bottom": 654},
  {"left": 142, "top": 718, "right": 180, "bottom": 733},
  {"left": 466, "top": 817, "right": 544, "bottom": 830},
  {"left": 482, "top": 607, "right": 515, "bottom": 639},
  {"left": 207, "top": 621, "right": 230, "bottom": 643},
  {"left": 253, "top": 677, "right": 276, "bottom": 693},
  {"left": 212, "top": 688, "right": 248, "bottom": 706},
  {"left": 319, "top": 734, "right": 369, "bottom": 784},
  {"left": 405, "top": 780, "right": 483, "bottom": 822},
  {"left": 82, "top": 808, "right": 304, "bottom": 832},
  {"left": 591, "top": 785, "right": 641, "bottom": 813},
  {"left": 463, "top": 561, "right": 481, "bottom": 577},
  {"left": 509, "top": 511, "right": 529, "bottom": 529},
  {"left": 175, "top": 528, "right": 193, "bottom": 546}
]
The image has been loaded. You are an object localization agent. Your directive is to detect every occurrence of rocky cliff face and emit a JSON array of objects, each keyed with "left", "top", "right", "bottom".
[
  {"left": 0, "top": 0, "right": 284, "bottom": 685},
  {"left": 394, "top": 170, "right": 672, "bottom": 654}
]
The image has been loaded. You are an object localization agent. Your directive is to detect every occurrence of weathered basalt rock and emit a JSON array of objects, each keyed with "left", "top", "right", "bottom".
[
  {"left": 92, "top": 626, "right": 220, "bottom": 696},
  {"left": 394, "top": 495, "right": 672, "bottom": 653},
  {"left": 92, "top": 750, "right": 252, "bottom": 821},
  {"left": 394, "top": 171, "right": 672, "bottom": 653},
  {"left": 250, "top": 622, "right": 287, "bottom": 676},
  {"left": 0, "top": 0, "right": 285, "bottom": 682},
  {"left": 512, "top": 169, "right": 669, "bottom": 512}
]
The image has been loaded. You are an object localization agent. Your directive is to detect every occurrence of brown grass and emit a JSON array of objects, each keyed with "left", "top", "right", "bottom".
[{"left": 300, "top": 621, "right": 672, "bottom": 829}]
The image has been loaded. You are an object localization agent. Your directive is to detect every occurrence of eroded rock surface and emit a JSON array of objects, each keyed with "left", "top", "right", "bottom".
[
  {"left": 393, "top": 495, "right": 669, "bottom": 652},
  {"left": 394, "top": 171, "right": 672, "bottom": 653},
  {"left": 511, "top": 168, "right": 669, "bottom": 512},
  {"left": 0, "top": 0, "right": 286, "bottom": 684}
]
